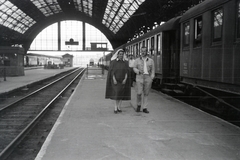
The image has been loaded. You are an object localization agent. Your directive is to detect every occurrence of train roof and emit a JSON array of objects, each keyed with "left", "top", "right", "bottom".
[
  {"left": 180, "top": 0, "right": 230, "bottom": 22},
  {"left": 27, "top": 53, "right": 62, "bottom": 59},
  {"left": 126, "top": 16, "right": 181, "bottom": 46},
  {"left": 158, "top": 16, "right": 182, "bottom": 31}
]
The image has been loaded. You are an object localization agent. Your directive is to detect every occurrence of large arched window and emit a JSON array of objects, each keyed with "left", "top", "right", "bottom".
[{"left": 29, "top": 20, "right": 113, "bottom": 51}]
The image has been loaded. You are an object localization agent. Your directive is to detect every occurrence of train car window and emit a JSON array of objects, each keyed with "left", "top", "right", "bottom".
[
  {"left": 146, "top": 39, "right": 149, "bottom": 51},
  {"left": 133, "top": 45, "right": 136, "bottom": 57},
  {"left": 139, "top": 42, "right": 142, "bottom": 55},
  {"left": 156, "top": 34, "right": 161, "bottom": 55},
  {"left": 183, "top": 22, "right": 190, "bottom": 47},
  {"left": 130, "top": 46, "right": 133, "bottom": 56},
  {"left": 212, "top": 8, "right": 223, "bottom": 42},
  {"left": 136, "top": 43, "right": 139, "bottom": 56},
  {"left": 194, "top": 17, "right": 202, "bottom": 47},
  {"left": 151, "top": 36, "right": 155, "bottom": 56},
  {"left": 237, "top": 1, "right": 240, "bottom": 38}
]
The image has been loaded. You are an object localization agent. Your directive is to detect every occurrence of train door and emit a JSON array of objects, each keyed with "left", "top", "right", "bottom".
[
  {"left": 162, "top": 30, "right": 180, "bottom": 83},
  {"left": 155, "top": 33, "right": 163, "bottom": 80}
]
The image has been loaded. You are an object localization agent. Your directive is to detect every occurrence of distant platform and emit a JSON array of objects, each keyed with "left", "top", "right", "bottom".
[{"left": 0, "top": 67, "right": 76, "bottom": 95}]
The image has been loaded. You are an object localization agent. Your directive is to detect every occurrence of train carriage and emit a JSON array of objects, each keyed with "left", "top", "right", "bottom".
[
  {"left": 25, "top": 53, "right": 63, "bottom": 68},
  {"left": 100, "top": 0, "right": 240, "bottom": 95},
  {"left": 180, "top": 0, "right": 240, "bottom": 94},
  {"left": 99, "top": 52, "right": 113, "bottom": 70},
  {"left": 124, "top": 16, "right": 181, "bottom": 85}
]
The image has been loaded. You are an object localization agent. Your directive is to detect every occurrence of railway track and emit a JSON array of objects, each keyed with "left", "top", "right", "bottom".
[{"left": 0, "top": 67, "right": 85, "bottom": 160}]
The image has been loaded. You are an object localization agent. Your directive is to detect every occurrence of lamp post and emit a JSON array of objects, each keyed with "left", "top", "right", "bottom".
[{"left": 102, "top": 51, "right": 105, "bottom": 75}]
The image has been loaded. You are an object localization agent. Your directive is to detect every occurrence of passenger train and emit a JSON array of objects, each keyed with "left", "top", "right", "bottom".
[
  {"left": 100, "top": 0, "right": 240, "bottom": 117},
  {"left": 24, "top": 53, "right": 63, "bottom": 68}
]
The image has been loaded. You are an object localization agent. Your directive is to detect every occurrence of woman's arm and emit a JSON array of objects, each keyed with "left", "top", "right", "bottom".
[
  {"left": 113, "top": 74, "right": 117, "bottom": 84},
  {"left": 122, "top": 73, "right": 127, "bottom": 84}
]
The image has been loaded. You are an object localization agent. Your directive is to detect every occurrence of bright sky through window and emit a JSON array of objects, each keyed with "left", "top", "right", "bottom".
[{"left": 29, "top": 20, "right": 113, "bottom": 51}]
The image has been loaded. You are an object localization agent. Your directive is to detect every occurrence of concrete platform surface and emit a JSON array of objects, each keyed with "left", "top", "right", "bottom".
[
  {"left": 35, "top": 70, "right": 240, "bottom": 160},
  {"left": 0, "top": 67, "right": 75, "bottom": 94}
]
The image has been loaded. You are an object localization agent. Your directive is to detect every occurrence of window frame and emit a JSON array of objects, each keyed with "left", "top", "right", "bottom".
[
  {"left": 212, "top": 8, "right": 223, "bottom": 43},
  {"left": 156, "top": 34, "right": 161, "bottom": 55},
  {"left": 236, "top": 0, "right": 240, "bottom": 39},
  {"left": 193, "top": 16, "right": 202, "bottom": 48},
  {"left": 183, "top": 21, "right": 190, "bottom": 48}
]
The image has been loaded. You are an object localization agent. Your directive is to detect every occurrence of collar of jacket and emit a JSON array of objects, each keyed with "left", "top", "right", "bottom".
[
  {"left": 140, "top": 57, "right": 149, "bottom": 61},
  {"left": 116, "top": 58, "right": 125, "bottom": 61}
]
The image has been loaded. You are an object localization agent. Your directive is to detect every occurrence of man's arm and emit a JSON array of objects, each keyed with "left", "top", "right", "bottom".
[
  {"left": 151, "top": 59, "right": 155, "bottom": 79},
  {"left": 133, "top": 59, "right": 140, "bottom": 74}
]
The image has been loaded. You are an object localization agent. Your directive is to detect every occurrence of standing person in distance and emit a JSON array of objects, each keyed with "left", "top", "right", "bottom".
[
  {"left": 133, "top": 47, "right": 155, "bottom": 113},
  {"left": 128, "top": 54, "right": 136, "bottom": 87},
  {"left": 105, "top": 49, "right": 131, "bottom": 114}
]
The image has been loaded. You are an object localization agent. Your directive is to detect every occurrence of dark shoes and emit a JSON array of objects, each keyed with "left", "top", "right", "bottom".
[
  {"left": 143, "top": 108, "right": 149, "bottom": 113},
  {"left": 136, "top": 106, "right": 149, "bottom": 113},
  {"left": 114, "top": 109, "right": 122, "bottom": 114},
  {"left": 136, "top": 105, "right": 141, "bottom": 112}
]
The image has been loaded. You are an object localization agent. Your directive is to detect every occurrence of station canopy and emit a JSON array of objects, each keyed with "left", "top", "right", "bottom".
[{"left": 0, "top": 0, "right": 204, "bottom": 50}]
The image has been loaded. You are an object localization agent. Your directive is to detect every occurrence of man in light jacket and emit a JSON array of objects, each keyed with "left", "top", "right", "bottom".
[{"left": 133, "top": 47, "right": 155, "bottom": 113}]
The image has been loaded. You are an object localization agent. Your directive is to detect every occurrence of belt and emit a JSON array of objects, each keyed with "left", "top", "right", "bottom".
[{"left": 139, "top": 72, "right": 149, "bottom": 75}]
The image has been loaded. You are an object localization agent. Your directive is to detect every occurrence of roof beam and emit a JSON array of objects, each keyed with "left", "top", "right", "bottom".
[
  {"left": 92, "top": 0, "right": 108, "bottom": 22},
  {"left": 9, "top": 0, "right": 45, "bottom": 21},
  {"left": 57, "top": 0, "right": 76, "bottom": 14}
]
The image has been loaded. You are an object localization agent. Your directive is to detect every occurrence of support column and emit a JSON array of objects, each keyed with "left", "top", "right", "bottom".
[
  {"left": 82, "top": 22, "right": 86, "bottom": 51},
  {"left": 58, "top": 21, "right": 61, "bottom": 51}
]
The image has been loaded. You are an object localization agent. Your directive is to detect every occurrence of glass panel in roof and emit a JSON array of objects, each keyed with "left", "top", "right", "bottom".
[
  {"left": 109, "top": 26, "right": 114, "bottom": 31},
  {"left": 109, "top": 13, "right": 115, "bottom": 19},
  {"left": 118, "top": 10, "right": 125, "bottom": 17},
  {"left": 12, "top": 12, "right": 18, "bottom": 18},
  {"left": 3, "top": 21, "right": 10, "bottom": 26},
  {"left": 128, "top": 5, "right": 137, "bottom": 13},
  {"left": 73, "top": 0, "right": 92, "bottom": 17},
  {"left": 102, "top": 0, "right": 145, "bottom": 34},
  {"left": 30, "top": 0, "right": 62, "bottom": 16},
  {"left": 112, "top": 6, "right": 118, "bottom": 12},
  {"left": 122, "top": 2, "right": 130, "bottom": 9},
  {"left": 136, "top": 0, "right": 145, "bottom": 4},
  {"left": 131, "top": 1, "right": 138, "bottom": 8},
  {"left": 82, "top": 0, "right": 93, "bottom": 17},
  {"left": 0, "top": 0, "right": 36, "bottom": 34},
  {"left": 8, "top": 23, "right": 13, "bottom": 28},
  {"left": 118, "top": 21, "right": 124, "bottom": 27},
  {"left": 73, "top": 0, "right": 83, "bottom": 12},
  {"left": 7, "top": 17, "right": 13, "bottom": 22},
  {"left": 105, "top": 22, "right": 110, "bottom": 28}
]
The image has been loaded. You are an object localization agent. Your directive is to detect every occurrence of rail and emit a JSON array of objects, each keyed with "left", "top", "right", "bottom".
[{"left": 0, "top": 68, "right": 85, "bottom": 160}]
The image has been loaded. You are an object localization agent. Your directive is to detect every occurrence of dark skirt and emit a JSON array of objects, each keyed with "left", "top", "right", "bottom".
[{"left": 112, "top": 83, "right": 125, "bottom": 100}]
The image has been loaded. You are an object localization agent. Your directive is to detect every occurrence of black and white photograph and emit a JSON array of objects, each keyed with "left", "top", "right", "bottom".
[{"left": 0, "top": 0, "right": 240, "bottom": 159}]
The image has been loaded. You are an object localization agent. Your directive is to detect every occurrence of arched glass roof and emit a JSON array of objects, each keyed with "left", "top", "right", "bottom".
[
  {"left": 0, "top": 0, "right": 145, "bottom": 34},
  {"left": 0, "top": 0, "right": 36, "bottom": 34},
  {"left": 102, "top": 0, "right": 144, "bottom": 33},
  {"left": 30, "top": 0, "right": 62, "bottom": 16},
  {"left": 0, "top": 0, "right": 205, "bottom": 49}
]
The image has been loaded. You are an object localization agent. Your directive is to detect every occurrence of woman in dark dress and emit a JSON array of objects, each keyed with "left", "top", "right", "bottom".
[{"left": 105, "top": 49, "right": 131, "bottom": 113}]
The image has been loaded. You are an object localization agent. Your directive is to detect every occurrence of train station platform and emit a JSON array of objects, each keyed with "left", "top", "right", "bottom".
[
  {"left": 35, "top": 67, "right": 240, "bottom": 160},
  {"left": 0, "top": 67, "right": 75, "bottom": 95}
]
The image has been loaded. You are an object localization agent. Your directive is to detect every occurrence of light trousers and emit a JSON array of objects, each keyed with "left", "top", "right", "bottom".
[{"left": 136, "top": 74, "right": 152, "bottom": 109}]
